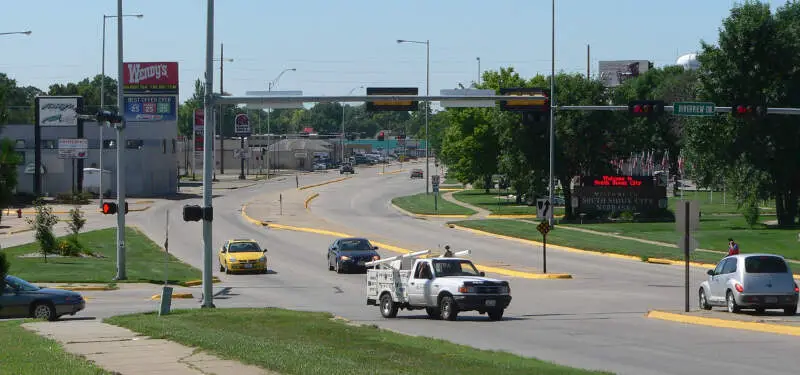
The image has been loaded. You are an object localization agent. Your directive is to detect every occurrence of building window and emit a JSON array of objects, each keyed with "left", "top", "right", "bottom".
[
  {"left": 126, "top": 139, "right": 144, "bottom": 150},
  {"left": 15, "top": 139, "right": 26, "bottom": 149},
  {"left": 42, "top": 140, "right": 57, "bottom": 149}
]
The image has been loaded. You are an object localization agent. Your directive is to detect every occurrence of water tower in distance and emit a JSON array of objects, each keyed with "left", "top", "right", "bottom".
[{"left": 676, "top": 53, "right": 700, "bottom": 70}]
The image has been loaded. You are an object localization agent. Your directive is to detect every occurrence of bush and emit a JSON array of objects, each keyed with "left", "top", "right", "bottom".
[
  {"left": 68, "top": 206, "right": 86, "bottom": 237},
  {"left": 742, "top": 203, "right": 760, "bottom": 228},
  {"left": 56, "top": 238, "right": 84, "bottom": 257},
  {"left": 54, "top": 192, "right": 91, "bottom": 205},
  {"left": 25, "top": 198, "right": 59, "bottom": 262},
  {"left": 619, "top": 211, "right": 635, "bottom": 221},
  {"left": 0, "top": 249, "right": 7, "bottom": 289}
]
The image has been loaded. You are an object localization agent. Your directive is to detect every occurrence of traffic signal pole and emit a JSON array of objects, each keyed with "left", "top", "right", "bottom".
[
  {"left": 114, "top": 0, "right": 127, "bottom": 281},
  {"left": 201, "top": 0, "right": 216, "bottom": 308}
]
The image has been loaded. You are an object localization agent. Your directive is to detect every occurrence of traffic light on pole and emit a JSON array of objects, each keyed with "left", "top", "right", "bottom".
[
  {"left": 101, "top": 202, "right": 128, "bottom": 215},
  {"left": 731, "top": 104, "right": 767, "bottom": 119},
  {"left": 628, "top": 100, "right": 665, "bottom": 118},
  {"left": 377, "top": 131, "right": 385, "bottom": 141},
  {"left": 95, "top": 110, "right": 123, "bottom": 125}
]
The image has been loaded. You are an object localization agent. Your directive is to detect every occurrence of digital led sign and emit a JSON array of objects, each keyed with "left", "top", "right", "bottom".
[{"left": 582, "top": 175, "right": 654, "bottom": 188}]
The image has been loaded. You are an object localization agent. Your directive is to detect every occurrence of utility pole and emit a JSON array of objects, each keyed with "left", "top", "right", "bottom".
[
  {"left": 201, "top": 0, "right": 216, "bottom": 308},
  {"left": 114, "top": 0, "right": 127, "bottom": 280},
  {"left": 548, "top": 0, "right": 556, "bottom": 227},
  {"left": 218, "top": 43, "right": 225, "bottom": 176}
]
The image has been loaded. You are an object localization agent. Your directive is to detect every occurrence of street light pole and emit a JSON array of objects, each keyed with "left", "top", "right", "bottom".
[
  {"left": 548, "top": 0, "right": 556, "bottom": 227},
  {"left": 342, "top": 86, "right": 363, "bottom": 164},
  {"left": 396, "top": 39, "right": 431, "bottom": 194},
  {"left": 0, "top": 31, "right": 32, "bottom": 36},
  {"left": 114, "top": 0, "right": 127, "bottom": 281},
  {"left": 201, "top": 0, "right": 216, "bottom": 309},
  {"left": 100, "top": 13, "right": 142, "bottom": 208},
  {"left": 477, "top": 57, "right": 481, "bottom": 85},
  {"left": 265, "top": 68, "right": 296, "bottom": 178},
  {"left": 213, "top": 44, "right": 233, "bottom": 179}
]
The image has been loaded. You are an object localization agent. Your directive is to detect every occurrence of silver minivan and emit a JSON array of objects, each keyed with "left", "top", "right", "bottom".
[{"left": 699, "top": 254, "right": 798, "bottom": 315}]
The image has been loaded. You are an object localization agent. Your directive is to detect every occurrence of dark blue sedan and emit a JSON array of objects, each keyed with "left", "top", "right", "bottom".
[
  {"left": 0, "top": 275, "right": 85, "bottom": 321},
  {"left": 327, "top": 238, "right": 381, "bottom": 273}
]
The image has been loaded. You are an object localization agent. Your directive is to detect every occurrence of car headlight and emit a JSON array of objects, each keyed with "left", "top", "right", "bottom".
[
  {"left": 340, "top": 255, "right": 350, "bottom": 260},
  {"left": 258, "top": 256, "right": 266, "bottom": 262},
  {"left": 228, "top": 257, "right": 237, "bottom": 263},
  {"left": 458, "top": 286, "right": 476, "bottom": 293}
]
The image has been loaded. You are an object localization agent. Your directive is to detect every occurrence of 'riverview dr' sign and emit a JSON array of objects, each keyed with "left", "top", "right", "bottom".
[{"left": 673, "top": 102, "right": 716, "bottom": 117}]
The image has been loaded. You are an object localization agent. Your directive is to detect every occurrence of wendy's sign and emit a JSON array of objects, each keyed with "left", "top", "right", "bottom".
[{"left": 123, "top": 62, "right": 179, "bottom": 94}]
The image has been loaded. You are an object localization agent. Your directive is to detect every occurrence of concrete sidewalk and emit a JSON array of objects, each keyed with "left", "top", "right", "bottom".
[
  {"left": 440, "top": 191, "right": 488, "bottom": 218},
  {"left": 23, "top": 320, "right": 276, "bottom": 375}
]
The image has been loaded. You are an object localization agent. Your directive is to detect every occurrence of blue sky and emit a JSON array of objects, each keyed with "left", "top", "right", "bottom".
[{"left": 0, "top": 0, "right": 789, "bottom": 103}]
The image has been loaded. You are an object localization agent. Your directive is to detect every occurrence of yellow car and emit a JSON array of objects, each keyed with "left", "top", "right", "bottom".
[{"left": 218, "top": 239, "right": 268, "bottom": 274}]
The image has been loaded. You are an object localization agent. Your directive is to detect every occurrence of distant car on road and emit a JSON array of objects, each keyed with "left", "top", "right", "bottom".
[
  {"left": 410, "top": 169, "right": 424, "bottom": 179},
  {"left": 218, "top": 239, "right": 268, "bottom": 274},
  {"left": 327, "top": 237, "right": 380, "bottom": 273},
  {"left": 340, "top": 163, "right": 354, "bottom": 174},
  {"left": 699, "top": 254, "right": 798, "bottom": 315},
  {"left": 0, "top": 275, "right": 85, "bottom": 321}
]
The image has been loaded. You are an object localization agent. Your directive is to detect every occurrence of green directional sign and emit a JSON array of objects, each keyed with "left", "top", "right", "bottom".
[{"left": 673, "top": 102, "right": 716, "bottom": 117}]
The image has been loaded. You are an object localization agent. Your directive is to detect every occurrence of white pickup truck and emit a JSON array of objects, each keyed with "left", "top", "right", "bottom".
[{"left": 365, "top": 249, "right": 512, "bottom": 321}]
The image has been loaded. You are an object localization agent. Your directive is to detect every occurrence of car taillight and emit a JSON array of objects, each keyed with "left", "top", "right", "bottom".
[
  {"left": 794, "top": 283, "right": 799, "bottom": 293},
  {"left": 735, "top": 283, "right": 744, "bottom": 293}
]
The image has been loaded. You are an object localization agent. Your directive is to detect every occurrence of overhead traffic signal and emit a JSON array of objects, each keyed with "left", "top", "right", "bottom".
[
  {"left": 101, "top": 202, "right": 128, "bottom": 215},
  {"left": 731, "top": 104, "right": 767, "bottom": 119},
  {"left": 499, "top": 88, "right": 551, "bottom": 112},
  {"left": 377, "top": 131, "right": 385, "bottom": 141},
  {"left": 628, "top": 100, "right": 665, "bottom": 118},
  {"left": 95, "top": 110, "right": 123, "bottom": 124}
]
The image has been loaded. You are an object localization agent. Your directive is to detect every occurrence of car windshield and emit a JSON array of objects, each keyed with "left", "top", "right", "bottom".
[
  {"left": 338, "top": 239, "right": 373, "bottom": 251},
  {"left": 228, "top": 242, "right": 261, "bottom": 253},
  {"left": 5, "top": 276, "right": 41, "bottom": 291},
  {"left": 745, "top": 256, "right": 788, "bottom": 273},
  {"left": 432, "top": 260, "right": 481, "bottom": 277}
]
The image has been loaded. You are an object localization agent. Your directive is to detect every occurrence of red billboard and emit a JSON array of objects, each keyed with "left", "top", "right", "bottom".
[{"left": 123, "top": 62, "right": 179, "bottom": 94}]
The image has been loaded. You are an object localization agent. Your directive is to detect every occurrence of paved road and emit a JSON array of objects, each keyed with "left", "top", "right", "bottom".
[{"left": 9, "top": 164, "right": 800, "bottom": 375}]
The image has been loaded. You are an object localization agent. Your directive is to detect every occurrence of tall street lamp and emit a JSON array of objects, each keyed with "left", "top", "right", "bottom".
[
  {"left": 0, "top": 30, "right": 32, "bottom": 36},
  {"left": 265, "top": 68, "right": 296, "bottom": 177},
  {"left": 397, "top": 38, "right": 430, "bottom": 194},
  {"left": 548, "top": 0, "right": 556, "bottom": 227},
  {"left": 100, "top": 13, "right": 142, "bottom": 207},
  {"left": 341, "top": 85, "right": 363, "bottom": 163},
  {"left": 476, "top": 57, "right": 481, "bottom": 85},
  {"left": 213, "top": 43, "right": 233, "bottom": 178}
]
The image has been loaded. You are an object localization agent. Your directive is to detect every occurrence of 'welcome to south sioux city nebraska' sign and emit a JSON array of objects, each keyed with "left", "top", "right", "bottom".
[{"left": 122, "top": 62, "right": 179, "bottom": 94}]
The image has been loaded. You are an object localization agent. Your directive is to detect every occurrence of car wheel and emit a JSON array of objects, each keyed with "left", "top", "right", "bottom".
[
  {"left": 328, "top": 258, "right": 334, "bottom": 271},
  {"left": 425, "top": 307, "right": 440, "bottom": 319},
  {"left": 784, "top": 305, "right": 797, "bottom": 316},
  {"left": 219, "top": 263, "right": 225, "bottom": 272},
  {"left": 487, "top": 309, "right": 504, "bottom": 321},
  {"left": 335, "top": 260, "right": 343, "bottom": 274},
  {"left": 726, "top": 291, "right": 740, "bottom": 313},
  {"left": 699, "top": 288, "right": 712, "bottom": 310},
  {"left": 225, "top": 262, "right": 231, "bottom": 275},
  {"left": 380, "top": 293, "right": 398, "bottom": 318},
  {"left": 439, "top": 295, "right": 458, "bottom": 321},
  {"left": 31, "top": 302, "right": 57, "bottom": 321}
]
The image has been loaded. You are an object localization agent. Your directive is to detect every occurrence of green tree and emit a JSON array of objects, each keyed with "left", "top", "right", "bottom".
[
  {"left": 439, "top": 107, "right": 499, "bottom": 191},
  {"left": 47, "top": 74, "right": 118, "bottom": 113},
  {"left": 687, "top": 1, "right": 800, "bottom": 226},
  {"left": 25, "top": 199, "right": 59, "bottom": 263}
]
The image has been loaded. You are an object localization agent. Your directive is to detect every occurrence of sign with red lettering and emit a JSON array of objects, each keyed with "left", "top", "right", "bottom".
[
  {"left": 581, "top": 175, "right": 654, "bottom": 188},
  {"left": 123, "top": 62, "right": 179, "bottom": 94}
]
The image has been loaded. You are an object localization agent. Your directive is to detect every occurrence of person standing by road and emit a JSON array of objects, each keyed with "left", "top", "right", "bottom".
[{"left": 728, "top": 238, "right": 740, "bottom": 256}]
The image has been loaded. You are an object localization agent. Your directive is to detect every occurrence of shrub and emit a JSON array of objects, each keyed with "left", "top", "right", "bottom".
[
  {"left": 619, "top": 211, "right": 635, "bottom": 221},
  {"left": 55, "top": 192, "right": 91, "bottom": 205},
  {"left": 25, "top": 198, "right": 59, "bottom": 262},
  {"left": 742, "top": 202, "right": 760, "bottom": 228},
  {"left": 56, "top": 238, "right": 83, "bottom": 257},
  {"left": 68, "top": 206, "right": 86, "bottom": 237}
]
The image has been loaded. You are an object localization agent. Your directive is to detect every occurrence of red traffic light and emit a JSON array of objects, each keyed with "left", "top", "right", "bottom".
[
  {"left": 732, "top": 104, "right": 766, "bottom": 118},
  {"left": 628, "top": 100, "right": 665, "bottom": 117},
  {"left": 102, "top": 202, "right": 117, "bottom": 215}
]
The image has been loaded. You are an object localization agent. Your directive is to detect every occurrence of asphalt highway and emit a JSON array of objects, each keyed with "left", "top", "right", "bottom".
[{"left": 7, "top": 166, "right": 800, "bottom": 375}]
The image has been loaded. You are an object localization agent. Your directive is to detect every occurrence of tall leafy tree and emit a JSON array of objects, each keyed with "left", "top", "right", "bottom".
[
  {"left": 688, "top": 1, "right": 800, "bottom": 226},
  {"left": 0, "top": 138, "right": 21, "bottom": 220}
]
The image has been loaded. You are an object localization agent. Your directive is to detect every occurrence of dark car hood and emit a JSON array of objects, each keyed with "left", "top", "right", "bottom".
[
  {"left": 339, "top": 250, "right": 378, "bottom": 257},
  {"left": 25, "top": 288, "right": 82, "bottom": 297}
]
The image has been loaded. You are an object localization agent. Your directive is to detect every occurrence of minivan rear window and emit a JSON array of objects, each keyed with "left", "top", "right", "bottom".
[{"left": 745, "top": 256, "right": 788, "bottom": 273}]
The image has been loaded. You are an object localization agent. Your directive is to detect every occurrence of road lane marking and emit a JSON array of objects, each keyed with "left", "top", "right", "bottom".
[
  {"left": 297, "top": 176, "right": 352, "bottom": 190},
  {"left": 647, "top": 310, "right": 800, "bottom": 337},
  {"left": 304, "top": 193, "right": 320, "bottom": 209}
]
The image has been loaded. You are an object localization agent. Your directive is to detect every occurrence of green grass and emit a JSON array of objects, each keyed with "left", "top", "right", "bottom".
[
  {"left": 451, "top": 219, "right": 724, "bottom": 264},
  {"left": 392, "top": 193, "right": 477, "bottom": 216},
  {"left": 571, "top": 214, "right": 800, "bottom": 260},
  {"left": 2, "top": 227, "right": 202, "bottom": 284},
  {"left": 0, "top": 320, "right": 111, "bottom": 375},
  {"left": 452, "top": 189, "right": 566, "bottom": 216},
  {"left": 443, "top": 177, "right": 462, "bottom": 185},
  {"left": 670, "top": 190, "right": 776, "bottom": 215},
  {"left": 107, "top": 308, "right": 611, "bottom": 375}
]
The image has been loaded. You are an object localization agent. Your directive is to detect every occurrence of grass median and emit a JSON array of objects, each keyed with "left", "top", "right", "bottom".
[
  {"left": 107, "top": 308, "right": 611, "bottom": 375},
  {"left": 392, "top": 193, "right": 477, "bottom": 216},
  {"left": 3, "top": 227, "right": 201, "bottom": 284},
  {"left": 451, "top": 219, "right": 724, "bottom": 264},
  {"left": 0, "top": 320, "right": 112, "bottom": 375},
  {"left": 452, "top": 189, "right": 566, "bottom": 216}
]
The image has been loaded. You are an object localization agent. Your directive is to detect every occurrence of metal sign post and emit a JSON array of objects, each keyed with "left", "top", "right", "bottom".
[
  {"left": 432, "top": 175, "right": 440, "bottom": 214},
  {"left": 234, "top": 113, "right": 251, "bottom": 180},
  {"left": 537, "top": 220, "right": 551, "bottom": 274},
  {"left": 676, "top": 200, "right": 699, "bottom": 312}
]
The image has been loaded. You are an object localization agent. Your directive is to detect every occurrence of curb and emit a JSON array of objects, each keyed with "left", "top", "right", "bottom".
[
  {"left": 377, "top": 169, "right": 407, "bottom": 175},
  {"left": 151, "top": 292, "right": 194, "bottom": 300},
  {"left": 181, "top": 277, "right": 221, "bottom": 287},
  {"left": 487, "top": 214, "right": 538, "bottom": 219},
  {"left": 298, "top": 176, "right": 351, "bottom": 190},
  {"left": 389, "top": 202, "right": 472, "bottom": 219},
  {"left": 259, "top": 222, "right": 571, "bottom": 280},
  {"left": 2, "top": 228, "right": 33, "bottom": 235},
  {"left": 646, "top": 310, "right": 800, "bottom": 337},
  {"left": 213, "top": 182, "right": 258, "bottom": 190},
  {"left": 438, "top": 188, "right": 464, "bottom": 192},
  {"left": 304, "top": 193, "right": 319, "bottom": 209},
  {"left": 50, "top": 285, "right": 118, "bottom": 291}
]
